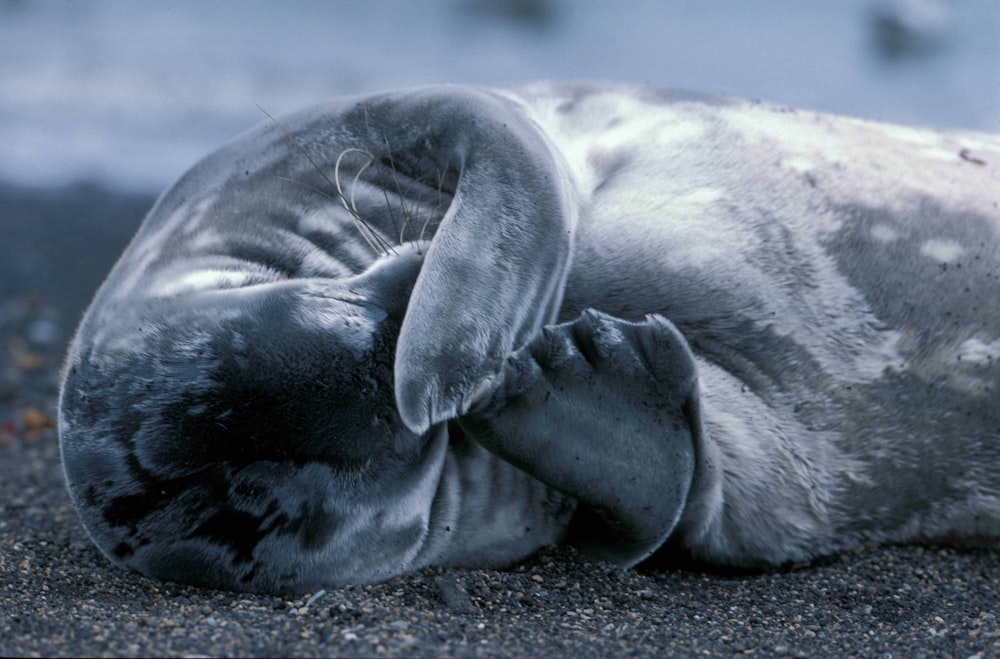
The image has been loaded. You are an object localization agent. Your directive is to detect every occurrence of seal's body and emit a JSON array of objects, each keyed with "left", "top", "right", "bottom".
[{"left": 59, "top": 83, "right": 1000, "bottom": 593}]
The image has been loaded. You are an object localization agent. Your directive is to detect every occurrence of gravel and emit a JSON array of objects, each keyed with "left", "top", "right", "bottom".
[{"left": 2, "top": 182, "right": 999, "bottom": 658}]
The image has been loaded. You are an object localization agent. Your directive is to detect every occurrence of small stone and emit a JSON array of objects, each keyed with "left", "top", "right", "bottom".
[{"left": 435, "top": 574, "right": 472, "bottom": 613}]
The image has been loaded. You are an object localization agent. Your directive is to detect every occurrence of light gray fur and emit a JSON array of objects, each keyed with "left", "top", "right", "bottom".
[{"left": 59, "top": 83, "right": 1000, "bottom": 594}]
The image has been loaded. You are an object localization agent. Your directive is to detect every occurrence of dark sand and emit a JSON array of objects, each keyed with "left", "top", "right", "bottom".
[{"left": 1, "top": 183, "right": 998, "bottom": 658}]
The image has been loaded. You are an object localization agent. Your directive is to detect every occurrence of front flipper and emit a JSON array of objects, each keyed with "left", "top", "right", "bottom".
[
  {"left": 457, "top": 309, "right": 702, "bottom": 566},
  {"left": 346, "top": 87, "right": 579, "bottom": 434}
]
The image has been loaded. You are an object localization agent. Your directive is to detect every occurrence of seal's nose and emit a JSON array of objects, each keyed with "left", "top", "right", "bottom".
[{"left": 341, "top": 242, "right": 428, "bottom": 323}]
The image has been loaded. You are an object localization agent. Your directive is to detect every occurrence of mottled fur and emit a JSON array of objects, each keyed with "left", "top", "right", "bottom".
[{"left": 59, "top": 83, "right": 1000, "bottom": 594}]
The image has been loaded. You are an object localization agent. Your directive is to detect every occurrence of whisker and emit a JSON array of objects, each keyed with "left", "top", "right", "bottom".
[
  {"left": 419, "top": 165, "right": 448, "bottom": 244},
  {"left": 381, "top": 137, "right": 415, "bottom": 244},
  {"left": 256, "top": 103, "right": 395, "bottom": 257},
  {"left": 382, "top": 186, "right": 402, "bottom": 246},
  {"left": 277, "top": 175, "right": 390, "bottom": 257},
  {"left": 333, "top": 149, "right": 395, "bottom": 256}
]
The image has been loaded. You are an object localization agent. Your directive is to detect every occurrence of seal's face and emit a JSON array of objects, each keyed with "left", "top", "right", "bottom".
[{"left": 188, "top": 291, "right": 408, "bottom": 466}]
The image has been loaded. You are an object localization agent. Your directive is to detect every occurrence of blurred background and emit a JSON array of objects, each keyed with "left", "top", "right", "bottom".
[{"left": 1, "top": 0, "right": 998, "bottom": 193}]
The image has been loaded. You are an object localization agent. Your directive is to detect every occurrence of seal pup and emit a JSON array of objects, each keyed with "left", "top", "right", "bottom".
[{"left": 59, "top": 83, "right": 1000, "bottom": 594}]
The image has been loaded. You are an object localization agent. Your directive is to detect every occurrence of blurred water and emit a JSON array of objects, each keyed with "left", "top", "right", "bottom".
[{"left": 0, "top": 0, "right": 997, "bottom": 192}]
